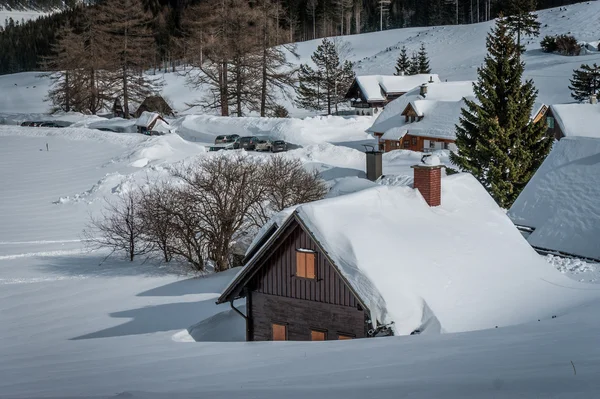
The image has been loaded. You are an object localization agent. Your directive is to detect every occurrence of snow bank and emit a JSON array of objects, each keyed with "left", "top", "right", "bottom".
[
  {"left": 508, "top": 137, "right": 600, "bottom": 260},
  {"left": 172, "top": 114, "right": 373, "bottom": 146},
  {"left": 294, "top": 174, "right": 600, "bottom": 335}
]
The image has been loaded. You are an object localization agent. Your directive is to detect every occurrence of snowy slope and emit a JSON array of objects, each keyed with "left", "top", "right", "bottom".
[
  {"left": 3, "top": 2, "right": 600, "bottom": 115},
  {"left": 0, "top": 7, "right": 49, "bottom": 27}
]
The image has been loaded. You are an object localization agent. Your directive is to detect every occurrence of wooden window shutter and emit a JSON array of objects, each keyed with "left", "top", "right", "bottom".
[
  {"left": 311, "top": 330, "right": 326, "bottom": 341},
  {"left": 296, "top": 251, "right": 306, "bottom": 277},
  {"left": 305, "top": 253, "right": 315, "bottom": 279},
  {"left": 272, "top": 324, "right": 287, "bottom": 341},
  {"left": 338, "top": 334, "right": 354, "bottom": 340}
]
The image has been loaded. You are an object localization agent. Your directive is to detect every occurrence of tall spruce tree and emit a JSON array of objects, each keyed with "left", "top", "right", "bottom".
[
  {"left": 451, "top": 18, "right": 552, "bottom": 208},
  {"left": 296, "top": 38, "right": 354, "bottom": 115},
  {"left": 505, "top": 0, "right": 541, "bottom": 52},
  {"left": 394, "top": 45, "right": 411, "bottom": 76},
  {"left": 569, "top": 64, "right": 600, "bottom": 102},
  {"left": 417, "top": 43, "right": 431, "bottom": 74},
  {"left": 408, "top": 52, "right": 419, "bottom": 75}
]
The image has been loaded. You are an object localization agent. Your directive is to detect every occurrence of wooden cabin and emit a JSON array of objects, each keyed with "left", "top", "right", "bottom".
[
  {"left": 217, "top": 215, "right": 373, "bottom": 341},
  {"left": 545, "top": 103, "right": 600, "bottom": 141},
  {"left": 135, "top": 111, "right": 171, "bottom": 135},
  {"left": 344, "top": 74, "right": 440, "bottom": 115},
  {"left": 134, "top": 96, "right": 174, "bottom": 118}
]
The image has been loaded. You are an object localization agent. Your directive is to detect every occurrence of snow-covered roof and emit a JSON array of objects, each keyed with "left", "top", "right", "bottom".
[
  {"left": 550, "top": 104, "right": 600, "bottom": 138},
  {"left": 368, "top": 81, "right": 475, "bottom": 134},
  {"left": 135, "top": 111, "right": 162, "bottom": 128},
  {"left": 381, "top": 98, "right": 471, "bottom": 141},
  {"left": 354, "top": 74, "right": 440, "bottom": 102},
  {"left": 223, "top": 173, "right": 581, "bottom": 335},
  {"left": 152, "top": 119, "right": 172, "bottom": 134},
  {"left": 508, "top": 137, "right": 600, "bottom": 261}
]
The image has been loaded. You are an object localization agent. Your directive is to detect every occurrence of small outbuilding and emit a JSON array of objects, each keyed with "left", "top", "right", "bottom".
[
  {"left": 134, "top": 96, "right": 174, "bottom": 118},
  {"left": 508, "top": 136, "right": 600, "bottom": 261},
  {"left": 545, "top": 103, "right": 600, "bottom": 140},
  {"left": 135, "top": 111, "right": 171, "bottom": 135}
]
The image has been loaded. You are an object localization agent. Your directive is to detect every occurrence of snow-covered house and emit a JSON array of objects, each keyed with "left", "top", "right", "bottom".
[
  {"left": 344, "top": 74, "right": 440, "bottom": 115},
  {"left": 546, "top": 103, "right": 600, "bottom": 140},
  {"left": 367, "top": 81, "right": 549, "bottom": 153},
  {"left": 217, "top": 159, "right": 577, "bottom": 341},
  {"left": 508, "top": 136, "right": 600, "bottom": 261},
  {"left": 135, "top": 111, "right": 171, "bottom": 135}
]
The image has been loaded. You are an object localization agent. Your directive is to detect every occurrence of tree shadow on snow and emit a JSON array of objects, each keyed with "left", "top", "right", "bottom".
[
  {"left": 38, "top": 254, "right": 183, "bottom": 278},
  {"left": 71, "top": 297, "right": 224, "bottom": 340}
]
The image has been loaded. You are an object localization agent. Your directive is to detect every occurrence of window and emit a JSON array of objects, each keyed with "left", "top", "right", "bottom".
[
  {"left": 430, "top": 140, "right": 436, "bottom": 149},
  {"left": 338, "top": 334, "right": 355, "bottom": 340},
  {"left": 296, "top": 250, "right": 316, "bottom": 279},
  {"left": 443, "top": 142, "right": 449, "bottom": 150},
  {"left": 403, "top": 140, "right": 410, "bottom": 148},
  {"left": 410, "top": 116, "right": 416, "bottom": 122},
  {"left": 311, "top": 330, "right": 326, "bottom": 341},
  {"left": 272, "top": 323, "right": 287, "bottom": 341},
  {"left": 411, "top": 137, "right": 417, "bottom": 145},
  {"left": 547, "top": 116, "right": 555, "bottom": 129}
]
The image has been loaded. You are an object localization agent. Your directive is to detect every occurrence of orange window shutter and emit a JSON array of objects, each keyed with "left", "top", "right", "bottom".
[
  {"left": 338, "top": 335, "right": 353, "bottom": 340},
  {"left": 306, "top": 253, "right": 316, "bottom": 279},
  {"left": 311, "top": 330, "right": 325, "bottom": 341},
  {"left": 273, "top": 324, "right": 287, "bottom": 341},
  {"left": 296, "top": 251, "right": 306, "bottom": 277}
]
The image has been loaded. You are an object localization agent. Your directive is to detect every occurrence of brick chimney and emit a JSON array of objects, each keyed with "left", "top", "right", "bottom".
[{"left": 411, "top": 159, "right": 443, "bottom": 207}]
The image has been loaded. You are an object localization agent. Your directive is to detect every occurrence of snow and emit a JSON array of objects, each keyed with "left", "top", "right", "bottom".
[
  {"left": 368, "top": 81, "right": 474, "bottom": 134},
  {"left": 354, "top": 74, "right": 440, "bottom": 101},
  {"left": 423, "top": 154, "right": 441, "bottom": 166},
  {"left": 0, "top": 7, "right": 49, "bottom": 27},
  {"left": 508, "top": 136, "right": 600, "bottom": 261},
  {"left": 550, "top": 103, "right": 600, "bottom": 138},
  {"left": 135, "top": 111, "right": 161, "bottom": 128}
]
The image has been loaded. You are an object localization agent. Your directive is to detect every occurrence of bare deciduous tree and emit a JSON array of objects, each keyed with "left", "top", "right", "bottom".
[{"left": 84, "top": 188, "right": 152, "bottom": 262}]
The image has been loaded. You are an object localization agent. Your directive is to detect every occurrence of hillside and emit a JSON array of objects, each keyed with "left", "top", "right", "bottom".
[{"left": 2, "top": 1, "right": 600, "bottom": 116}]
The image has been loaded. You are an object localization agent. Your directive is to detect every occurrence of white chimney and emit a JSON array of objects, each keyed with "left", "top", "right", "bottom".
[{"left": 590, "top": 94, "right": 598, "bottom": 104}]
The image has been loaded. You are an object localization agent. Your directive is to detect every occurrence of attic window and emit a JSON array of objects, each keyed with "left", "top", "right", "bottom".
[
  {"left": 547, "top": 116, "right": 555, "bottom": 129},
  {"left": 296, "top": 249, "right": 316, "bottom": 279}
]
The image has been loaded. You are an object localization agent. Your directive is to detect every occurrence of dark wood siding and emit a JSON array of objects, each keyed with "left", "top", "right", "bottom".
[
  {"left": 249, "top": 221, "right": 360, "bottom": 308},
  {"left": 250, "top": 291, "right": 368, "bottom": 341},
  {"left": 383, "top": 134, "right": 454, "bottom": 153}
]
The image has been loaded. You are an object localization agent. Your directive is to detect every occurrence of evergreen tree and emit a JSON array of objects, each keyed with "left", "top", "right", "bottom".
[
  {"left": 296, "top": 38, "right": 355, "bottom": 115},
  {"left": 417, "top": 43, "right": 431, "bottom": 74},
  {"left": 450, "top": 18, "right": 552, "bottom": 208},
  {"left": 569, "top": 64, "right": 600, "bottom": 102},
  {"left": 505, "top": 0, "right": 541, "bottom": 52},
  {"left": 407, "top": 52, "right": 419, "bottom": 75},
  {"left": 394, "top": 45, "right": 410, "bottom": 76}
]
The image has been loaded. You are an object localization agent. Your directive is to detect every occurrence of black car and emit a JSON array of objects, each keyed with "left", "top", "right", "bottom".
[
  {"left": 238, "top": 136, "right": 259, "bottom": 150},
  {"left": 271, "top": 140, "right": 288, "bottom": 152},
  {"left": 40, "top": 122, "right": 59, "bottom": 128}
]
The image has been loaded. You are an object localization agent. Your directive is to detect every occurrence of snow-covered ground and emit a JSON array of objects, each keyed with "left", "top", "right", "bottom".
[
  {"left": 1, "top": 123, "right": 600, "bottom": 398},
  {"left": 0, "top": 6, "right": 49, "bottom": 27}
]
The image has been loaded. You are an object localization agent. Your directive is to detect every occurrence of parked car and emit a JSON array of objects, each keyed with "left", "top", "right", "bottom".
[
  {"left": 238, "top": 136, "right": 259, "bottom": 150},
  {"left": 255, "top": 137, "right": 273, "bottom": 152},
  {"left": 40, "top": 122, "right": 59, "bottom": 128},
  {"left": 214, "top": 135, "right": 227, "bottom": 144},
  {"left": 271, "top": 140, "right": 288, "bottom": 152},
  {"left": 226, "top": 134, "right": 240, "bottom": 142}
]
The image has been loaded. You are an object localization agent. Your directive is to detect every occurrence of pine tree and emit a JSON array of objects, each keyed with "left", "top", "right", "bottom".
[
  {"left": 394, "top": 46, "right": 410, "bottom": 76},
  {"left": 450, "top": 18, "right": 552, "bottom": 208},
  {"left": 296, "top": 38, "right": 355, "bottom": 115},
  {"left": 417, "top": 43, "right": 431, "bottom": 74},
  {"left": 96, "top": 0, "right": 162, "bottom": 119},
  {"left": 569, "top": 64, "right": 600, "bottom": 103},
  {"left": 407, "top": 52, "right": 419, "bottom": 75},
  {"left": 505, "top": 0, "right": 541, "bottom": 52}
]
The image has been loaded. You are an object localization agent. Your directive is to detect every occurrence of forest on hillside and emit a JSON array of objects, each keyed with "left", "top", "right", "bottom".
[{"left": 0, "top": 0, "right": 588, "bottom": 75}]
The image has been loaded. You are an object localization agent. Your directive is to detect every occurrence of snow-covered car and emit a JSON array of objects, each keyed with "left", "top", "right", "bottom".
[
  {"left": 271, "top": 140, "right": 288, "bottom": 152},
  {"left": 255, "top": 138, "right": 273, "bottom": 152}
]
